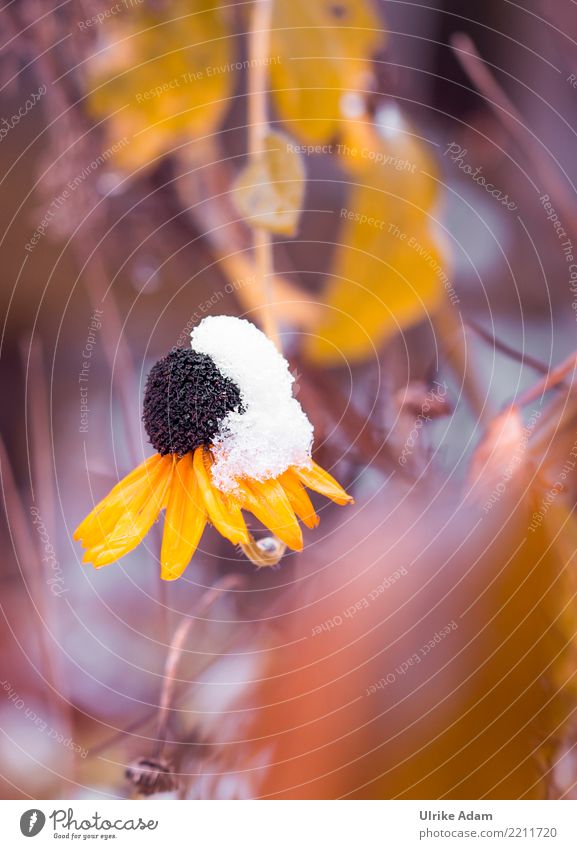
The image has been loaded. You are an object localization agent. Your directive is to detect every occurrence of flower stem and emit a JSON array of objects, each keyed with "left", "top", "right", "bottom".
[{"left": 153, "top": 575, "right": 244, "bottom": 756}]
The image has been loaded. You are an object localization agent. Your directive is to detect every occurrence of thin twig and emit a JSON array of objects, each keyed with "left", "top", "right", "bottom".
[
  {"left": 0, "top": 437, "right": 62, "bottom": 717},
  {"left": 451, "top": 33, "right": 577, "bottom": 224},
  {"left": 88, "top": 582, "right": 301, "bottom": 757},
  {"left": 153, "top": 574, "right": 245, "bottom": 756},
  {"left": 515, "top": 349, "right": 577, "bottom": 409},
  {"left": 466, "top": 319, "right": 550, "bottom": 376},
  {"left": 20, "top": 337, "right": 56, "bottom": 522},
  {"left": 19, "top": 336, "right": 76, "bottom": 787},
  {"left": 434, "top": 303, "right": 493, "bottom": 427}
]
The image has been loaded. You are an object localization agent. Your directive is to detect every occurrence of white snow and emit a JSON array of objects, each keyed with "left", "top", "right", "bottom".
[{"left": 190, "top": 316, "right": 313, "bottom": 492}]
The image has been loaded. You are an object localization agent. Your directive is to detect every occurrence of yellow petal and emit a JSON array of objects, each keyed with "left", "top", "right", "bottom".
[
  {"left": 76, "top": 463, "right": 167, "bottom": 548},
  {"left": 106, "top": 453, "right": 164, "bottom": 498},
  {"left": 278, "top": 469, "right": 319, "bottom": 529},
  {"left": 293, "top": 461, "right": 354, "bottom": 506},
  {"left": 237, "top": 478, "right": 303, "bottom": 552},
  {"left": 161, "top": 454, "right": 206, "bottom": 581},
  {"left": 82, "top": 455, "right": 174, "bottom": 568},
  {"left": 193, "top": 447, "right": 249, "bottom": 546},
  {"left": 74, "top": 454, "right": 163, "bottom": 541},
  {"left": 108, "top": 456, "right": 173, "bottom": 541}
]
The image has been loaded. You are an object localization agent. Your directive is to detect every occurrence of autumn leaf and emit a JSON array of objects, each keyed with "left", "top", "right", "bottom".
[
  {"left": 305, "top": 109, "right": 446, "bottom": 365},
  {"left": 269, "top": 0, "right": 385, "bottom": 143},
  {"left": 230, "top": 130, "right": 305, "bottom": 235},
  {"left": 86, "top": 0, "right": 234, "bottom": 170}
]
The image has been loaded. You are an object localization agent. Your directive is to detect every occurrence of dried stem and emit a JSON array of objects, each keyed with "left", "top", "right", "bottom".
[
  {"left": 451, "top": 33, "right": 577, "bottom": 224},
  {"left": 434, "top": 303, "right": 493, "bottom": 427},
  {"left": 247, "top": 0, "right": 280, "bottom": 348},
  {"left": 174, "top": 148, "right": 321, "bottom": 328},
  {"left": 153, "top": 574, "right": 244, "bottom": 756},
  {"left": 466, "top": 319, "right": 550, "bottom": 376},
  {"left": 19, "top": 337, "right": 77, "bottom": 787},
  {"left": 247, "top": 0, "right": 273, "bottom": 158},
  {"left": 89, "top": 582, "right": 300, "bottom": 756},
  {"left": 0, "top": 437, "right": 62, "bottom": 718},
  {"left": 20, "top": 337, "right": 56, "bottom": 523},
  {"left": 515, "top": 349, "right": 577, "bottom": 410}
]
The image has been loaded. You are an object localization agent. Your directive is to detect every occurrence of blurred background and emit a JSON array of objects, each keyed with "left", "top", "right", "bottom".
[{"left": 2, "top": 0, "right": 577, "bottom": 799}]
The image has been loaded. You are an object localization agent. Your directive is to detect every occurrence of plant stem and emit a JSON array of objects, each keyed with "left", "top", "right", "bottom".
[
  {"left": 247, "top": 0, "right": 280, "bottom": 348},
  {"left": 153, "top": 575, "right": 244, "bottom": 756},
  {"left": 515, "top": 349, "right": 577, "bottom": 410},
  {"left": 451, "top": 33, "right": 577, "bottom": 224},
  {"left": 434, "top": 303, "right": 493, "bottom": 428},
  {"left": 466, "top": 319, "right": 550, "bottom": 377},
  {"left": 174, "top": 147, "right": 320, "bottom": 328}
]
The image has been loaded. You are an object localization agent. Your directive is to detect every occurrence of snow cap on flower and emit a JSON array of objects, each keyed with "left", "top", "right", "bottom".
[{"left": 190, "top": 315, "right": 313, "bottom": 491}]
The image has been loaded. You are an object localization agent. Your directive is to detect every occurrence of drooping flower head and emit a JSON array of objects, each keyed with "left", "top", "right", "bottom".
[{"left": 75, "top": 316, "right": 353, "bottom": 580}]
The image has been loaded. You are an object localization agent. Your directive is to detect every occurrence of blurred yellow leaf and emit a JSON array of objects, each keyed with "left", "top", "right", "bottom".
[
  {"left": 305, "top": 111, "right": 447, "bottom": 365},
  {"left": 270, "top": 0, "right": 385, "bottom": 143},
  {"left": 87, "top": 1, "right": 233, "bottom": 170},
  {"left": 338, "top": 106, "right": 439, "bottom": 208},
  {"left": 230, "top": 130, "right": 305, "bottom": 235}
]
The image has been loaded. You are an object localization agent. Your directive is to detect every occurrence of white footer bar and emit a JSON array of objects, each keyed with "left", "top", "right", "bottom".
[{"left": 1, "top": 799, "right": 576, "bottom": 848}]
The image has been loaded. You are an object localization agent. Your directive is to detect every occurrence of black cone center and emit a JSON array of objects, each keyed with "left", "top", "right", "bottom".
[{"left": 143, "top": 348, "right": 243, "bottom": 456}]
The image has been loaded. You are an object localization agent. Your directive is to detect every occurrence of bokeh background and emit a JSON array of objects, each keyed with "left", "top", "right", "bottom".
[{"left": 2, "top": 0, "right": 577, "bottom": 799}]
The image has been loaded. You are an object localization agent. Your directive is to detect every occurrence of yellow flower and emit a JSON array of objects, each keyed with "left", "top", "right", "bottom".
[{"left": 74, "top": 316, "right": 353, "bottom": 580}]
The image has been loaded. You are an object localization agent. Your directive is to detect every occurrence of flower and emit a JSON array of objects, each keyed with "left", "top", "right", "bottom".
[{"left": 74, "top": 316, "right": 353, "bottom": 580}]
